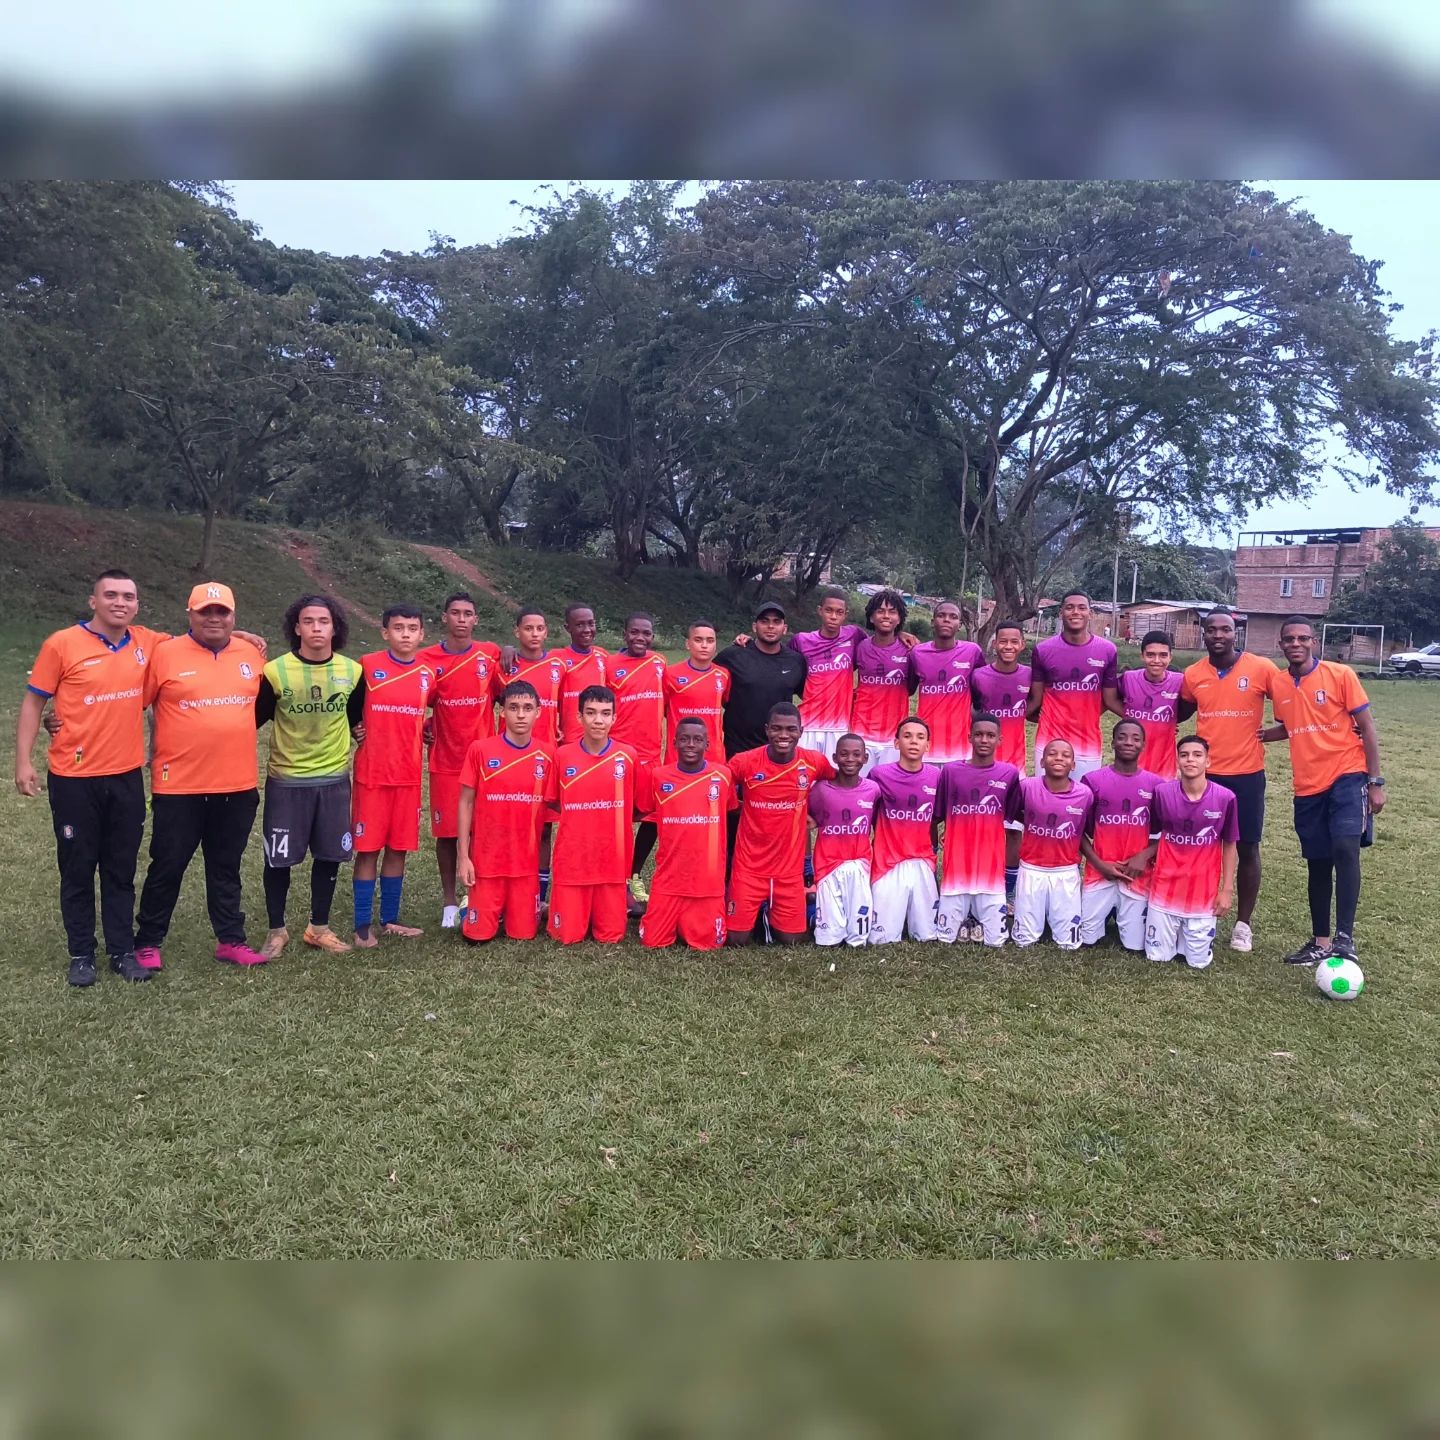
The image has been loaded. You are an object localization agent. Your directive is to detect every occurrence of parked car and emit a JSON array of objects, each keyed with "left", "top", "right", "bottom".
[{"left": 1388, "top": 642, "right": 1440, "bottom": 675}]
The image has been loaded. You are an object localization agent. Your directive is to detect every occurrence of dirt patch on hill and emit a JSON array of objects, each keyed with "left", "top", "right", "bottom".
[
  {"left": 280, "top": 534, "right": 381, "bottom": 629},
  {"left": 408, "top": 544, "right": 519, "bottom": 613}
]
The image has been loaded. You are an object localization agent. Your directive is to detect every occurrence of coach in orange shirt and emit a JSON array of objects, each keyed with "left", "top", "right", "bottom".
[
  {"left": 1179, "top": 606, "right": 1279, "bottom": 954},
  {"left": 1262, "top": 616, "right": 1385, "bottom": 969},
  {"left": 132, "top": 583, "right": 267, "bottom": 970}
]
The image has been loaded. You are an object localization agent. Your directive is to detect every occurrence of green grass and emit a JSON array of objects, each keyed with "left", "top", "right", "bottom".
[{"left": 4, "top": 573, "right": 1438, "bottom": 1254}]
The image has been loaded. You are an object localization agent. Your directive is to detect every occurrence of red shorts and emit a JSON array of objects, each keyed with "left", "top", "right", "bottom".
[
  {"left": 429, "top": 770, "right": 461, "bottom": 839},
  {"left": 547, "top": 882, "right": 628, "bottom": 945},
  {"left": 727, "top": 868, "right": 807, "bottom": 935},
  {"left": 639, "top": 890, "right": 727, "bottom": 950},
  {"left": 351, "top": 782, "right": 422, "bottom": 853},
  {"left": 463, "top": 874, "right": 540, "bottom": 941}
]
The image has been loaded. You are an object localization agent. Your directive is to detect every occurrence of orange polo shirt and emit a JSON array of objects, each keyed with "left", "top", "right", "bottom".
[
  {"left": 27, "top": 623, "right": 171, "bottom": 778},
  {"left": 144, "top": 633, "right": 264, "bottom": 794},
  {"left": 1181, "top": 651, "right": 1278, "bottom": 776},
  {"left": 1269, "top": 660, "right": 1370, "bottom": 797}
]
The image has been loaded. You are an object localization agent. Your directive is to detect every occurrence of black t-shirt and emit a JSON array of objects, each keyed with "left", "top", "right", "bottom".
[{"left": 714, "top": 642, "right": 808, "bottom": 756}]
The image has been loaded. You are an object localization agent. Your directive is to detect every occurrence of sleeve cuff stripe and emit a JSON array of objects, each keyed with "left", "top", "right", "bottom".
[{"left": 27, "top": 685, "right": 54, "bottom": 699}]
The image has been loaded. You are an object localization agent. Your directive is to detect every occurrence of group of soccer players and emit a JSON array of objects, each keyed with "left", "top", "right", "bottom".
[{"left": 16, "top": 575, "right": 1384, "bottom": 986}]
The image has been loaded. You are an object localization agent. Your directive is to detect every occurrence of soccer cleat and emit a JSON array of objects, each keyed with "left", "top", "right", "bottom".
[
  {"left": 441, "top": 905, "right": 460, "bottom": 929},
  {"left": 109, "top": 952, "right": 153, "bottom": 982},
  {"left": 1330, "top": 932, "right": 1359, "bottom": 962},
  {"left": 68, "top": 956, "right": 97, "bottom": 988},
  {"left": 628, "top": 875, "right": 650, "bottom": 905},
  {"left": 303, "top": 924, "right": 352, "bottom": 954},
  {"left": 134, "top": 945, "right": 163, "bottom": 971},
  {"left": 261, "top": 927, "right": 289, "bottom": 960},
  {"left": 380, "top": 922, "right": 424, "bottom": 938},
  {"left": 1229, "top": 921, "right": 1253, "bottom": 952},
  {"left": 1282, "top": 938, "right": 1330, "bottom": 967},
  {"left": 214, "top": 941, "right": 268, "bottom": 967}
]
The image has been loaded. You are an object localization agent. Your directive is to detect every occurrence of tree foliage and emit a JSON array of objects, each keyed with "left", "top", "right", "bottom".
[{"left": 1332, "top": 523, "right": 1440, "bottom": 645}]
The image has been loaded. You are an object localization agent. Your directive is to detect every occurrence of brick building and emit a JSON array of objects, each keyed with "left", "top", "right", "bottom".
[{"left": 1234, "top": 526, "right": 1440, "bottom": 658}]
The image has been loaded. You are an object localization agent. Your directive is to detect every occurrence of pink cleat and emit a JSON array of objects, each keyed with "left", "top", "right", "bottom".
[
  {"left": 214, "top": 941, "right": 268, "bottom": 967},
  {"left": 135, "top": 946, "right": 164, "bottom": 971}
]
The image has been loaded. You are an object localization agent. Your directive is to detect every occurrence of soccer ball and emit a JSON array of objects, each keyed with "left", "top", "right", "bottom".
[{"left": 1314, "top": 955, "right": 1365, "bottom": 1001}]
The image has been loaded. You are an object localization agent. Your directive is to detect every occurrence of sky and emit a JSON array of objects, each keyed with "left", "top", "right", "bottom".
[{"left": 225, "top": 178, "right": 1440, "bottom": 537}]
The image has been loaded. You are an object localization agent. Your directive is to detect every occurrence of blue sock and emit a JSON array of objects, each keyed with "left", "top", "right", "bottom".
[
  {"left": 380, "top": 875, "right": 404, "bottom": 926},
  {"left": 1005, "top": 867, "right": 1019, "bottom": 892},
  {"left": 538, "top": 869, "right": 551, "bottom": 902},
  {"left": 353, "top": 878, "right": 376, "bottom": 929}
]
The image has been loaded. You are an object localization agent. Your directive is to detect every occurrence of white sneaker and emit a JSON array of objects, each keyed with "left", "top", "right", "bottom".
[
  {"left": 441, "top": 905, "right": 460, "bottom": 929},
  {"left": 1230, "top": 921, "right": 1253, "bottom": 952}
]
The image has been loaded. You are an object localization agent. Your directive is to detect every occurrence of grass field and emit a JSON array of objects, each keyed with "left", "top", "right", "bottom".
[{"left": 4, "top": 502, "right": 1438, "bottom": 1257}]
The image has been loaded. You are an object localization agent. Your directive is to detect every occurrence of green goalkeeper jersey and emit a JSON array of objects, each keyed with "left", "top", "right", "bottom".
[{"left": 260, "top": 652, "right": 364, "bottom": 781}]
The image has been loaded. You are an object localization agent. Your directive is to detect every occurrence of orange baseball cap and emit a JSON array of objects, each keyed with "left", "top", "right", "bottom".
[{"left": 187, "top": 581, "right": 236, "bottom": 612}]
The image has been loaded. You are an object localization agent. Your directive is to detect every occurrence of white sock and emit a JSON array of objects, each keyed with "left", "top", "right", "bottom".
[{"left": 441, "top": 905, "right": 459, "bottom": 928}]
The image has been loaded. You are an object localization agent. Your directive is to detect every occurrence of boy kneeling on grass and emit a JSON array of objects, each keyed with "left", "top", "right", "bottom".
[
  {"left": 1011, "top": 739, "right": 1097, "bottom": 951},
  {"left": 807, "top": 733, "right": 880, "bottom": 948},
  {"left": 546, "top": 685, "right": 637, "bottom": 945},
  {"left": 456, "top": 681, "right": 555, "bottom": 945},
  {"left": 1131, "top": 735, "right": 1238, "bottom": 970}
]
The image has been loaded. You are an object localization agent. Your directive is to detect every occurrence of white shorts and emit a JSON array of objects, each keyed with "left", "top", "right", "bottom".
[
  {"left": 800, "top": 727, "right": 847, "bottom": 763},
  {"left": 1145, "top": 905, "right": 1216, "bottom": 969},
  {"left": 870, "top": 858, "right": 939, "bottom": 944},
  {"left": 1035, "top": 741, "right": 1102, "bottom": 781},
  {"left": 814, "top": 859, "right": 874, "bottom": 948},
  {"left": 1011, "top": 862, "right": 1083, "bottom": 949},
  {"left": 937, "top": 890, "right": 1007, "bottom": 946},
  {"left": 1080, "top": 881, "right": 1148, "bottom": 950},
  {"left": 858, "top": 740, "right": 899, "bottom": 777}
]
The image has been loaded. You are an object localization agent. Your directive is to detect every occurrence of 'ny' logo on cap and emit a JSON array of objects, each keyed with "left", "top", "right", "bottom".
[{"left": 207, "top": 585, "right": 221, "bottom": 599}]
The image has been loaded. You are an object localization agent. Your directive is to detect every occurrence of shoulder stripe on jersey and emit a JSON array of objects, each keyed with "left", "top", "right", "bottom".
[
  {"left": 559, "top": 751, "right": 625, "bottom": 789},
  {"left": 658, "top": 769, "right": 730, "bottom": 806},
  {"left": 368, "top": 665, "right": 434, "bottom": 693},
  {"left": 746, "top": 759, "right": 801, "bottom": 788},
  {"left": 609, "top": 657, "right": 664, "bottom": 690},
  {"left": 484, "top": 750, "right": 547, "bottom": 782}
]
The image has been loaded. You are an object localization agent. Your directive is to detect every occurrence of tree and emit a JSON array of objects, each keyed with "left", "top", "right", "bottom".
[{"left": 1332, "top": 523, "right": 1440, "bottom": 646}]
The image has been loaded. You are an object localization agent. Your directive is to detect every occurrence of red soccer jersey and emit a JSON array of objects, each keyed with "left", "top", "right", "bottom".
[
  {"left": 1032, "top": 633, "right": 1118, "bottom": 767},
  {"left": 807, "top": 777, "right": 880, "bottom": 883},
  {"left": 508, "top": 651, "right": 567, "bottom": 746},
  {"left": 729, "top": 746, "right": 835, "bottom": 880},
  {"left": 664, "top": 661, "right": 730, "bottom": 762},
  {"left": 638, "top": 760, "right": 736, "bottom": 898},
  {"left": 912, "top": 640, "right": 985, "bottom": 763},
  {"left": 546, "top": 739, "right": 638, "bottom": 885},
  {"left": 460, "top": 734, "right": 556, "bottom": 878},
  {"left": 607, "top": 651, "right": 667, "bottom": 764},
  {"left": 1147, "top": 779, "right": 1239, "bottom": 919},
  {"left": 355, "top": 650, "right": 435, "bottom": 787},
  {"left": 420, "top": 641, "right": 500, "bottom": 774},
  {"left": 869, "top": 760, "right": 941, "bottom": 880},
  {"left": 970, "top": 663, "right": 1033, "bottom": 772},
  {"left": 938, "top": 760, "right": 1021, "bottom": 895},
  {"left": 850, "top": 635, "right": 913, "bottom": 744},
  {"left": 1080, "top": 765, "right": 1162, "bottom": 891},
  {"left": 1017, "top": 777, "right": 1095, "bottom": 869},
  {"left": 556, "top": 645, "right": 609, "bottom": 743}
]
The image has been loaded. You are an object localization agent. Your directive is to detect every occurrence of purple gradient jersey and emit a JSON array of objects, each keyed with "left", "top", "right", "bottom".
[
  {"left": 1118, "top": 669, "right": 1184, "bottom": 780},
  {"left": 790, "top": 625, "right": 865, "bottom": 733},
  {"left": 869, "top": 760, "right": 942, "bottom": 881},
  {"left": 970, "top": 663, "right": 1032, "bottom": 772},
  {"left": 1032, "top": 634, "right": 1118, "bottom": 767},
  {"left": 912, "top": 640, "right": 985, "bottom": 763},
  {"left": 1080, "top": 765, "right": 1162, "bottom": 888},
  {"left": 807, "top": 776, "right": 880, "bottom": 883},
  {"left": 851, "top": 634, "right": 913, "bottom": 742}
]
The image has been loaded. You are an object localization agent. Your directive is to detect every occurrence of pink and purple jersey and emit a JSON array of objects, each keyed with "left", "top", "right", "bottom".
[
  {"left": 970, "top": 663, "right": 1032, "bottom": 772},
  {"left": 808, "top": 777, "right": 880, "bottom": 883},
  {"left": 938, "top": 760, "right": 1020, "bottom": 895},
  {"left": 1032, "top": 634, "right": 1118, "bottom": 769},
  {"left": 869, "top": 761, "right": 941, "bottom": 881},
  {"left": 850, "top": 635, "right": 913, "bottom": 743},
  {"left": 1147, "top": 780, "right": 1238, "bottom": 919},
  {"left": 1080, "top": 765, "right": 1162, "bottom": 890},
  {"left": 912, "top": 640, "right": 985, "bottom": 763},
  {"left": 1017, "top": 777, "right": 1095, "bottom": 869},
  {"left": 1118, "top": 669, "right": 1184, "bottom": 780},
  {"left": 790, "top": 625, "right": 865, "bottom": 733}
]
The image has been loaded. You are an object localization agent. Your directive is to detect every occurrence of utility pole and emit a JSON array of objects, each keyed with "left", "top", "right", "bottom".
[
  {"left": 1111, "top": 549, "right": 1120, "bottom": 640},
  {"left": 1130, "top": 560, "right": 1139, "bottom": 604}
]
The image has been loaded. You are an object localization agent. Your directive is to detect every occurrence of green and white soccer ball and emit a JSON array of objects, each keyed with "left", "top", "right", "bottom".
[{"left": 1315, "top": 955, "right": 1365, "bottom": 1001}]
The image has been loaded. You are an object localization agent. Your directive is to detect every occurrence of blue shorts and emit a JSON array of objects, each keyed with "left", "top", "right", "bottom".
[
  {"left": 1210, "top": 770, "right": 1265, "bottom": 845},
  {"left": 1293, "top": 772, "right": 1373, "bottom": 861}
]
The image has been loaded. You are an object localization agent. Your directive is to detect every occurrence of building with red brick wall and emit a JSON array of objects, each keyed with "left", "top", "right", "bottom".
[{"left": 1235, "top": 526, "right": 1440, "bottom": 658}]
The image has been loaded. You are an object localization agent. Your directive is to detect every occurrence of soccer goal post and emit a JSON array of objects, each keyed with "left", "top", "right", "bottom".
[{"left": 1320, "top": 622, "right": 1385, "bottom": 670}]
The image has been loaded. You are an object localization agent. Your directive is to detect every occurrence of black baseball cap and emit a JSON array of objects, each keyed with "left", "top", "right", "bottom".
[{"left": 754, "top": 600, "right": 786, "bottom": 619}]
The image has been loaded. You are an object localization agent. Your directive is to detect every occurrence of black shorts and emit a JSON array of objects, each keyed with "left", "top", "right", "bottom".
[
  {"left": 261, "top": 778, "right": 353, "bottom": 867},
  {"left": 1210, "top": 770, "right": 1265, "bottom": 845},
  {"left": 1293, "top": 772, "right": 1373, "bottom": 862}
]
